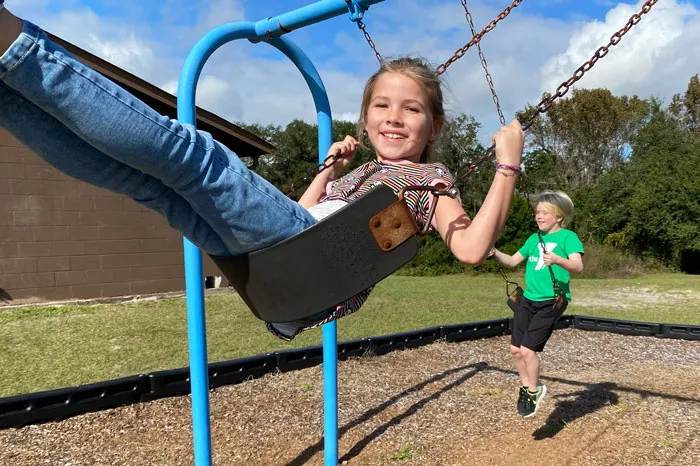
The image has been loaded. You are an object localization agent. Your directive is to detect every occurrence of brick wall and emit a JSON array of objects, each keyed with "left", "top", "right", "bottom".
[{"left": 0, "top": 129, "right": 223, "bottom": 306}]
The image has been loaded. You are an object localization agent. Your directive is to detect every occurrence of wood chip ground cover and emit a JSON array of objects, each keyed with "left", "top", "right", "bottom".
[{"left": 1, "top": 329, "right": 699, "bottom": 465}]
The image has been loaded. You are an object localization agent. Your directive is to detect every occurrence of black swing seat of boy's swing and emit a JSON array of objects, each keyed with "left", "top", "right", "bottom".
[{"left": 208, "top": 184, "right": 420, "bottom": 323}]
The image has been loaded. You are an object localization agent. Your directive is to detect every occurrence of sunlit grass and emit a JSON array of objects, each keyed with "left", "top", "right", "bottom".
[{"left": 1, "top": 273, "right": 699, "bottom": 398}]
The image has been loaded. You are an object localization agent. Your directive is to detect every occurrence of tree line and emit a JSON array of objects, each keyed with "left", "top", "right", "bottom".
[{"left": 238, "top": 74, "right": 700, "bottom": 274}]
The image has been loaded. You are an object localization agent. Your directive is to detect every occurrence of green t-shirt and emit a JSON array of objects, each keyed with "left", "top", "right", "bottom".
[{"left": 517, "top": 228, "right": 584, "bottom": 302}]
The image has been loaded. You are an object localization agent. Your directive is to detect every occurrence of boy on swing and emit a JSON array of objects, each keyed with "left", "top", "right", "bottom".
[{"left": 490, "top": 190, "right": 584, "bottom": 417}]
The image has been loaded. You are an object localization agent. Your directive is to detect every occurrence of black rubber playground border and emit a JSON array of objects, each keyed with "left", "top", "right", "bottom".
[{"left": 1, "top": 315, "right": 698, "bottom": 429}]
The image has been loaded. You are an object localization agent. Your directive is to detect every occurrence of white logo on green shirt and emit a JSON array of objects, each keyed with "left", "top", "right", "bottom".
[{"left": 534, "top": 242, "right": 558, "bottom": 271}]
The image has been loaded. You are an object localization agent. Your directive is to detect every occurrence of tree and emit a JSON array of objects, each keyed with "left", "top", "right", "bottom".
[
  {"left": 668, "top": 74, "right": 700, "bottom": 137},
  {"left": 433, "top": 113, "right": 486, "bottom": 215},
  {"left": 621, "top": 107, "right": 700, "bottom": 268},
  {"left": 519, "top": 89, "right": 650, "bottom": 189},
  {"left": 235, "top": 122, "right": 282, "bottom": 170}
]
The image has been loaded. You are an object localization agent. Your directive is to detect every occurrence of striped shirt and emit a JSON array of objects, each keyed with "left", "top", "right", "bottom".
[{"left": 320, "top": 159, "right": 456, "bottom": 231}]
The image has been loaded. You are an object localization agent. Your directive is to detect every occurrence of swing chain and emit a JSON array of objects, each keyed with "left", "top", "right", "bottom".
[
  {"left": 436, "top": 0, "right": 523, "bottom": 76},
  {"left": 287, "top": 153, "right": 343, "bottom": 196},
  {"left": 461, "top": 0, "right": 506, "bottom": 126},
  {"left": 357, "top": 20, "right": 383, "bottom": 64},
  {"left": 448, "top": 0, "right": 659, "bottom": 184},
  {"left": 499, "top": 267, "right": 521, "bottom": 296},
  {"left": 459, "top": 0, "right": 517, "bottom": 295},
  {"left": 345, "top": 0, "right": 382, "bottom": 64}
]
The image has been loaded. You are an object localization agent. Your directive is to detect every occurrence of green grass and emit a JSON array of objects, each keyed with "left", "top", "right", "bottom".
[
  {"left": 1, "top": 273, "right": 699, "bottom": 398},
  {"left": 390, "top": 444, "right": 416, "bottom": 460}
]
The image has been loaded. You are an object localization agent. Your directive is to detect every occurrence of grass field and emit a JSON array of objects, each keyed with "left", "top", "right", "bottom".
[{"left": 1, "top": 272, "right": 699, "bottom": 398}]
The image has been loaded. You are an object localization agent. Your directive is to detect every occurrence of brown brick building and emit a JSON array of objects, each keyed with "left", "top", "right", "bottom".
[{"left": 0, "top": 36, "right": 274, "bottom": 306}]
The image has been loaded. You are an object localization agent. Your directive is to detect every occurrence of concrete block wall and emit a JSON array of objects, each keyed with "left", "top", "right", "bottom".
[{"left": 0, "top": 129, "right": 222, "bottom": 306}]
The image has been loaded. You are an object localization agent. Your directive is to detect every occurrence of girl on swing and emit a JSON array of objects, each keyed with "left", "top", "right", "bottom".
[{"left": 0, "top": 7, "right": 525, "bottom": 340}]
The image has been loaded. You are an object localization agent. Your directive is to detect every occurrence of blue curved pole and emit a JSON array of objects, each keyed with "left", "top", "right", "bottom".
[
  {"left": 176, "top": 2, "right": 388, "bottom": 465},
  {"left": 268, "top": 36, "right": 337, "bottom": 466},
  {"left": 178, "top": 21, "right": 258, "bottom": 466}
]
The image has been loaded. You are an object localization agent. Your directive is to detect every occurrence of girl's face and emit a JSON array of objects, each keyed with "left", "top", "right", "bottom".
[
  {"left": 364, "top": 72, "right": 434, "bottom": 163},
  {"left": 535, "top": 203, "right": 562, "bottom": 233}
]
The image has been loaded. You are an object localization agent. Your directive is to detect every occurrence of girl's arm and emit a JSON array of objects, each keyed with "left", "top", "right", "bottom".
[
  {"left": 298, "top": 168, "right": 334, "bottom": 209},
  {"left": 433, "top": 120, "right": 525, "bottom": 264},
  {"left": 492, "top": 249, "right": 525, "bottom": 268},
  {"left": 298, "top": 136, "right": 359, "bottom": 209},
  {"left": 543, "top": 251, "right": 584, "bottom": 274}
]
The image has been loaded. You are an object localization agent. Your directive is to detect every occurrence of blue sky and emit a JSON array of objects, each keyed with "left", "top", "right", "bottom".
[{"left": 7, "top": 0, "right": 700, "bottom": 141}]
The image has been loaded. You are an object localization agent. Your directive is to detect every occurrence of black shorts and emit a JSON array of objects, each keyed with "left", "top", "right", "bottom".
[{"left": 511, "top": 296, "right": 567, "bottom": 352}]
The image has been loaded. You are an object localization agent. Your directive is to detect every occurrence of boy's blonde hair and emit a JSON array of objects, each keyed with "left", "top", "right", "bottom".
[
  {"left": 357, "top": 57, "right": 445, "bottom": 163},
  {"left": 535, "top": 190, "right": 574, "bottom": 228}
]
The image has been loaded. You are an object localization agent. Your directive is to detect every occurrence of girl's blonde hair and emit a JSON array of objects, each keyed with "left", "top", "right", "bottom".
[
  {"left": 357, "top": 57, "right": 445, "bottom": 163},
  {"left": 536, "top": 190, "right": 575, "bottom": 228}
]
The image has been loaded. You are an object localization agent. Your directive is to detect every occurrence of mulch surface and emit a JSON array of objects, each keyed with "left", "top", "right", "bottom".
[{"left": 2, "top": 329, "right": 699, "bottom": 465}]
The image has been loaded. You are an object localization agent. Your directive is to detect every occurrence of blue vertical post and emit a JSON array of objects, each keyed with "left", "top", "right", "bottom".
[
  {"left": 178, "top": 22, "right": 258, "bottom": 466},
  {"left": 176, "top": 1, "right": 386, "bottom": 465},
  {"left": 268, "top": 37, "right": 337, "bottom": 466}
]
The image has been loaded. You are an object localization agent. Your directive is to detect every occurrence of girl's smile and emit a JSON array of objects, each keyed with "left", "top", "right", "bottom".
[{"left": 364, "top": 72, "right": 435, "bottom": 164}]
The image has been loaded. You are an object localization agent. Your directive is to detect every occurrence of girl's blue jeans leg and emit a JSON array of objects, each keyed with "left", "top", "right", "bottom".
[
  {"left": 0, "top": 21, "right": 316, "bottom": 255},
  {"left": 0, "top": 82, "right": 230, "bottom": 256}
]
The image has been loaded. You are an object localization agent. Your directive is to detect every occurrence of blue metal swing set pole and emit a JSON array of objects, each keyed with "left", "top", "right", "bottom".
[{"left": 176, "top": 1, "right": 386, "bottom": 465}]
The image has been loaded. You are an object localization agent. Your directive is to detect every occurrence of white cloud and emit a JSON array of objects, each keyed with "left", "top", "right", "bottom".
[
  {"left": 21, "top": 8, "right": 164, "bottom": 79},
  {"left": 196, "top": 74, "right": 244, "bottom": 122},
  {"left": 195, "top": 0, "right": 246, "bottom": 34},
  {"left": 541, "top": 0, "right": 699, "bottom": 102},
  {"left": 334, "top": 112, "right": 361, "bottom": 123},
  {"left": 84, "top": 33, "right": 154, "bottom": 75}
]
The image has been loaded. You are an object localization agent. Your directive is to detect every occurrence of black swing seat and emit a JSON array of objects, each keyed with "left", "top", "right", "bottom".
[{"left": 209, "top": 184, "right": 419, "bottom": 323}]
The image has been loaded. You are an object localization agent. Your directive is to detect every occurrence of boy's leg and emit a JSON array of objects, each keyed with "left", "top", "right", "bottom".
[
  {"left": 510, "top": 301, "right": 534, "bottom": 414},
  {"left": 0, "top": 18, "right": 316, "bottom": 255},
  {"left": 0, "top": 83, "right": 230, "bottom": 256},
  {"left": 519, "top": 346, "right": 541, "bottom": 391},
  {"left": 511, "top": 299, "right": 535, "bottom": 386},
  {"left": 520, "top": 298, "right": 562, "bottom": 417}
]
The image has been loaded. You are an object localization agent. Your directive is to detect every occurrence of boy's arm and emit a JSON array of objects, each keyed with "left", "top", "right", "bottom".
[
  {"left": 543, "top": 251, "right": 583, "bottom": 273},
  {"left": 492, "top": 249, "right": 525, "bottom": 268}
]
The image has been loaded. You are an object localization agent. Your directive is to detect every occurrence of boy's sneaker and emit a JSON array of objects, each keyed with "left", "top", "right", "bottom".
[
  {"left": 521, "top": 384, "right": 547, "bottom": 418},
  {"left": 516, "top": 386, "right": 528, "bottom": 415}
]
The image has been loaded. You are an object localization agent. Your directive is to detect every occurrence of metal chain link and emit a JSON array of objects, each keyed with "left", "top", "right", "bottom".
[
  {"left": 357, "top": 20, "right": 383, "bottom": 64},
  {"left": 461, "top": 0, "right": 506, "bottom": 126},
  {"left": 286, "top": 153, "right": 342, "bottom": 196},
  {"left": 436, "top": 0, "right": 523, "bottom": 76},
  {"left": 461, "top": 0, "right": 514, "bottom": 294}
]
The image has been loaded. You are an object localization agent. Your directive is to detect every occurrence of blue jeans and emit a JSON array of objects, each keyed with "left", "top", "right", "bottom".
[{"left": 0, "top": 21, "right": 316, "bottom": 257}]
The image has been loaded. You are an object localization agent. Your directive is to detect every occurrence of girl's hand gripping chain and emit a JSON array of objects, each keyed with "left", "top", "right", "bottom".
[
  {"left": 325, "top": 135, "right": 359, "bottom": 180},
  {"left": 493, "top": 119, "right": 525, "bottom": 174}
]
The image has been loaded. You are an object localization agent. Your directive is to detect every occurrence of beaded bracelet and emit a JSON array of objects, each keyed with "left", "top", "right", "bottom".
[{"left": 496, "top": 163, "right": 522, "bottom": 173}]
